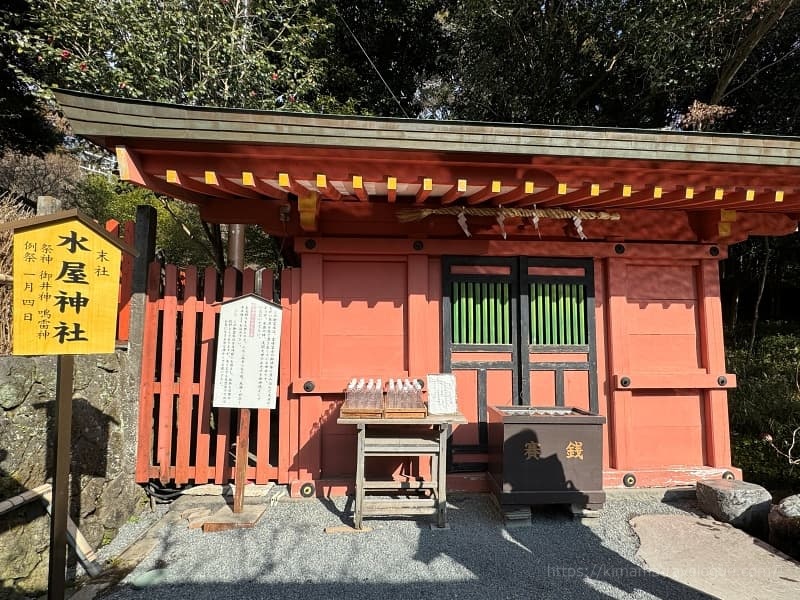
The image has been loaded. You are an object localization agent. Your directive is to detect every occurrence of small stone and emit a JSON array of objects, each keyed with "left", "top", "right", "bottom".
[
  {"left": 696, "top": 479, "right": 772, "bottom": 538},
  {"left": 768, "top": 494, "right": 800, "bottom": 561},
  {"left": 130, "top": 567, "right": 170, "bottom": 589}
]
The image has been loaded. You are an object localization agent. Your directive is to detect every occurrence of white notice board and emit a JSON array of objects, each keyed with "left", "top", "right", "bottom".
[
  {"left": 213, "top": 294, "right": 282, "bottom": 409},
  {"left": 427, "top": 373, "right": 458, "bottom": 414}
]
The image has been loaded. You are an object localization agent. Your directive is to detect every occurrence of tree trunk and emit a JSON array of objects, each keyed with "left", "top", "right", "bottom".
[{"left": 748, "top": 237, "right": 772, "bottom": 357}]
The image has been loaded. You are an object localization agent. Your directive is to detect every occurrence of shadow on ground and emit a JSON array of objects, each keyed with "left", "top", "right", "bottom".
[{"left": 99, "top": 493, "right": 713, "bottom": 600}]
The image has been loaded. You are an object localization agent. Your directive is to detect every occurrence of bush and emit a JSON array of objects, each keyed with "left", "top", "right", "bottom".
[{"left": 727, "top": 327, "right": 800, "bottom": 491}]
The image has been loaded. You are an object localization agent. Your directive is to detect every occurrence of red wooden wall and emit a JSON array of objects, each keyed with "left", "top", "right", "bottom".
[
  {"left": 279, "top": 238, "right": 737, "bottom": 493},
  {"left": 133, "top": 236, "right": 737, "bottom": 491}
]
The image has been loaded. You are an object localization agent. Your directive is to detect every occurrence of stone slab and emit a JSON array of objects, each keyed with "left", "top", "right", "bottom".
[
  {"left": 181, "top": 483, "right": 275, "bottom": 497},
  {"left": 633, "top": 514, "right": 800, "bottom": 600},
  {"left": 696, "top": 479, "right": 771, "bottom": 537}
]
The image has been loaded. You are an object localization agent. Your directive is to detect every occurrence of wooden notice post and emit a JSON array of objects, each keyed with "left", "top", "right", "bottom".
[
  {"left": 0, "top": 210, "right": 135, "bottom": 599},
  {"left": 206, "top": 294, "right": 281, "bottom": 530}
]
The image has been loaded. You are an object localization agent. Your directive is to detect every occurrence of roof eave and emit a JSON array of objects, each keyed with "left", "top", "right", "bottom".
[{"left": 54, "top": 89, "right": 800, "bottom": 168}]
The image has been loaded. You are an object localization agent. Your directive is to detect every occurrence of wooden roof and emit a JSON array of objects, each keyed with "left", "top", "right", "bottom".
[{"left": 55, "top": 89, "right": 800, "bottom": 223}]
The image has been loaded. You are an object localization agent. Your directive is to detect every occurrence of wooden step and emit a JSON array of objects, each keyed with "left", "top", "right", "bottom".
[
  {"left": 363, "top": 436, "right": 439, "bottom": 455},
  {"left": 362, "top": 480, "right": 436, "bottom": 490},
  {"left": 362, "top": 497, "right": 437, "bottom": 515}
]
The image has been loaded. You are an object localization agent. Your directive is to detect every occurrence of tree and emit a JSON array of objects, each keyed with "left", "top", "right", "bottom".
[
  {"left": 0, "top": 149, "right": 82, "bottom": 204},
  {"left": 18, "top": 0, "right": 338, "bottom": 111},
  {"left": 437, "top": 0, "right": 799, "bottom": 133},
  {"left": 75, "top": 173, "right": 236, "bottom": 268},
  {"left": 0, "top": 0, "right": 61, "bottom": 155},
  {"left": 313, "top": 1, "right": 451, "bottom": 117},
  {"left": 8, "top": 0, "right": 367, "bottom": 268}
]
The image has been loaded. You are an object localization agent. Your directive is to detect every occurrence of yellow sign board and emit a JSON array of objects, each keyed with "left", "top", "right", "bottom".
[{"left": 12, "top": 219, "right": 122, "bottom": 355}]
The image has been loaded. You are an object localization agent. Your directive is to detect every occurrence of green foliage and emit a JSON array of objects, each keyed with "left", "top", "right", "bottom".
[
  {"left": 732, "top": 436, "right": 799, "bottom": 493},
  {"left": 727, "top": 327, "right": 800, "bottom": 491},
  {"left": 244, "top": 225, "right": 281, "bottom": 270},
  {"left": 438, "top": 0, "right": 800, "bottom": 133},
  {"left": 74, "top": 174, "right": 217, "bottom": 268},
  {"left": 73, "top": 174, "right": 281, "bottom": 269},
  {"left": 0, "top": 0, "right": 62, "bottom": 155},
  {"left": 17, "top": 0, "right": 341, "bottom": 112}
]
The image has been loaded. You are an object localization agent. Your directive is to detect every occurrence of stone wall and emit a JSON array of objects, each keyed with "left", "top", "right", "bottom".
[{"left": 0, "top": 350, "right": 145, "bottom": 598}]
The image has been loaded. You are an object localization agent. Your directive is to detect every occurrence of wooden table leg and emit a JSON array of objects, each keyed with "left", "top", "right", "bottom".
[
  {"left": 436, "top": 424, "right": 449, "bottom": 528},
  {"left": 355, "top": 424, "right": 365, "bottom": 529}
]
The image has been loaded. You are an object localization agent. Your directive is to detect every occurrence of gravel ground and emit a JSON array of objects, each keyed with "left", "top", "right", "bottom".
[{"left": 94, "top": 490, "right": 714, "bottom": 600}]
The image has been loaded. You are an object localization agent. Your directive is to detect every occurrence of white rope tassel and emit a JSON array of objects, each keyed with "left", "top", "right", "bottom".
[
  {"left": 531, "top": 206, "right": 541, "bottom": 239},
  {"left": 457, "top": 209, "right": 471, "bottom": 237},
  {"left": 496, "top": 211, "right": 507, "bottom": 239},
  {"left": 573, "top": 212, "right": 587, "bottom": 240}
]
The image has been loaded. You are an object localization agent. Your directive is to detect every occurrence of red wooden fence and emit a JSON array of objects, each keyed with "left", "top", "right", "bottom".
[{"left": 135, "top": 262, "right": 279, "bottom": 485}]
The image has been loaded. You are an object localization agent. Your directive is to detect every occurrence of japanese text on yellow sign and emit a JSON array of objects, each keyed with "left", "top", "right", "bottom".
[{"left": 12, "top": 220, "right": 122, "bottom": 355}]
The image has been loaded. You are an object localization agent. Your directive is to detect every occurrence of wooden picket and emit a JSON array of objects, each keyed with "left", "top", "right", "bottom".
[{"left": 135, "top": 263, "right": 279, "bottom": 484}]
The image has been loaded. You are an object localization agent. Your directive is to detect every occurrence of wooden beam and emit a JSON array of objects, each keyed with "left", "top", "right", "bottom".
[
  {"left": 515, "top": 184, "right": 563, "bottom": 207},
  {"left": 466, "top": 180, "right": 502, "bottom": 205},
  {"left": 203, "top": 172, "right": 265, "bottom": 200},
  {"left": 539, "top": 183, "right": 597, "bottom": 207},
  {"left": 116, "top": 146, "right": 142, "bottom": 183},
  {"left": 386, "top": 176, "right": 398, "bottom": 203},
  {"left": 564, "top": 183, "right": 631, "bottom": 209},
  {"left": 241, "top": 172, "right": 289, "bottom": 201},
  {"left": 164, "top": 170, "right": 239, "bottom": 200},
  {"left": 315, "top": 173, "right": 342, "bottom": 201},
  {"left": 642, "top": 186, "right": 696, "bottom": 209},
  {"left": 283, "top": 173, "right": 316, "bottom": 200},
  {"left": 115, "top": 147, "right": 211, "bottom": 204},
  {"left": 352, "top": 175, "right": 369, "bottom": 202},
  {"left": 591, "top": 185, "right": 663, "bottom": 209},
  {"left": 415, "top": 178, "right": 433, "bottom": 204},
  {"left": 491, "top": 181, "right": 535, "bottom": 206},
  {"left": 697, "top": 188, "right": 786, "bottom": 210},
  {"left": 440, "top": 179, "right": 468, "bottom": 205},
  {"left": 669, "top": 186, "right": 731, "bottom": 209}
]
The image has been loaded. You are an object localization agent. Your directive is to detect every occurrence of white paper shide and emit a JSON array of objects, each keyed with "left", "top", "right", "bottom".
[
  {"left": 426, "top": 373, "right": 458, "bottom": 414},
  {"left": 213, "top": 295, "right": 282, "bottom": 409}
]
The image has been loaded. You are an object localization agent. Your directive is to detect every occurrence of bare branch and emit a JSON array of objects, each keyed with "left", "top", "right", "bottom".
[
  {"left": 711, "top": 0, "right": 796, "bottom": 104},
  {"left": 764, "top": 427, "right": 800, "bottom": 465}
]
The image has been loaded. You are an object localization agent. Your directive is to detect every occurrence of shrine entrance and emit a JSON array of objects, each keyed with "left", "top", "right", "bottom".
[{"left": 442, "top": 256, "right": 598, "bottom": 472}]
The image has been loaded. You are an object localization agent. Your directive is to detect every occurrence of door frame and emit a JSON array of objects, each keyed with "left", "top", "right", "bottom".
[{"left": 441, "top": 255, "right": 598, "bottom": 472}]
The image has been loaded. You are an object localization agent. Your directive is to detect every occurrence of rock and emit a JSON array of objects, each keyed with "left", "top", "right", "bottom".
[
  {"left": 0, "top": 351, "right": 144, "bottom": 594},
  {"left": 696, "top": 479, "right": 771, "bottom": 539},
  {"left": 768, "top": 494, "right": 800, "bottom": 561},
  {"left": 130, "top": 568, "right": 170, "bottom": 589},
  {"left": 0, "top": 359, "right": 36, "bottom": 411}
]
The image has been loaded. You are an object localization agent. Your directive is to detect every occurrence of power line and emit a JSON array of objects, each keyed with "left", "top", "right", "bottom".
[{"left": 333, "top": 4, "right": 410, "bottom": 118}]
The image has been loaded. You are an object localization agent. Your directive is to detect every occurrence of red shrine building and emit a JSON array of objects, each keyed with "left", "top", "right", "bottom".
[{"left": 56, "top": 89, "right": 800, "bottom": 494}]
